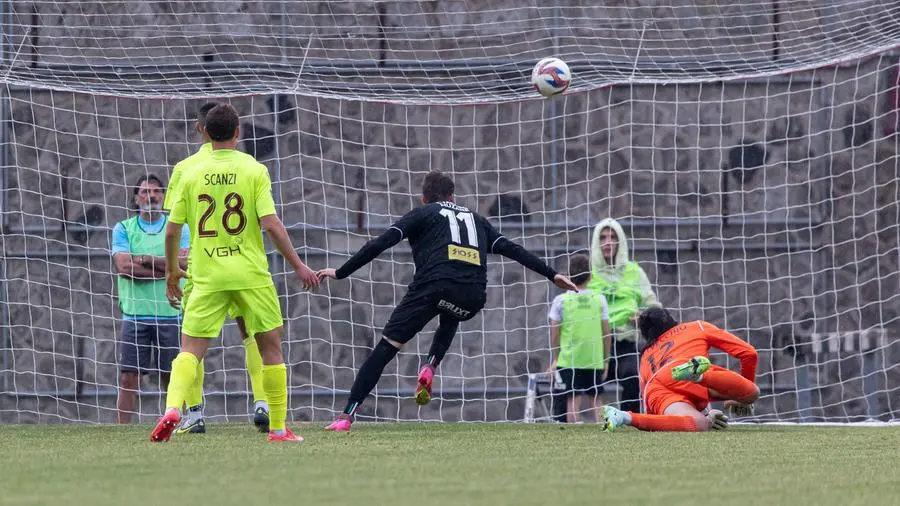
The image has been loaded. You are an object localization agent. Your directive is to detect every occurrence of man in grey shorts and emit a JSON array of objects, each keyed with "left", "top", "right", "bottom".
[{"left": 111, "top": 174, "right": 189, "bottom": 423}]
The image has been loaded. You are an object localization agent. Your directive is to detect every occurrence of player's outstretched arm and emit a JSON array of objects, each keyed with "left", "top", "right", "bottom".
[
  {"left": 490, "top": 237, "right": 576, "bottom": 290},
  {"left": 317, "top": 228, "right": 406, "bottom": 282},
  {"left": 480, "top": 216, "right": 576, "bottom": 290},
  {"left": 320, "top": 207, "right": 429, "bottom": 282},
  {"left": 260, "top": 214, "right": 319, "bottom": 290}
]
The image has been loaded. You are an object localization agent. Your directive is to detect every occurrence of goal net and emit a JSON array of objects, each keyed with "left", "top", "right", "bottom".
[{"left": 1, "top": 1, "right": 899, "bottom": 424}]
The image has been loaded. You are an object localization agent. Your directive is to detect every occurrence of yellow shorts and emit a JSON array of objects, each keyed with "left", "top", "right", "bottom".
[
  {"left": 227, "top": 305, "right": 244, "bottom": 320},
  {"left": 182, "top": 284, "right": 283, "bottom": 339},
  {"left": 182, "top": 278, "right": 194, "bottom": 309},
  {"left": 185, "top": 278, "right": 254, "bottom": 335},
  {"left": 227, "top": 305, "right": 253, "bottom": 338}
]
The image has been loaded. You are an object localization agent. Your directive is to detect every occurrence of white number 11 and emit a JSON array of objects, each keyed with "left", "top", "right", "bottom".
[{"left": 440, "top": 209, "right": 478, "bottom": 247}]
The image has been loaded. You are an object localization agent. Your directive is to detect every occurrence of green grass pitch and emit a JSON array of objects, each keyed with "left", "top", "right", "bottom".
[{"left": 1, "top": 423, "right": 898, "bottom": 506}]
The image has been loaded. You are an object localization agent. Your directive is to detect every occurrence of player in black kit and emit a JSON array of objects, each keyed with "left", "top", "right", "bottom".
[{"left": 317, "top": 170, "right": 577, "bottom": 431}]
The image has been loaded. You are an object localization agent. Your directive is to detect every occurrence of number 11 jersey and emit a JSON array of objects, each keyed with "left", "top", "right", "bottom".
[
  {"left": 169, "top": 148, "right": 276, "bottom": 292},
  {"left": 389, "top": 201, "right": 502, "bottom": 289}
]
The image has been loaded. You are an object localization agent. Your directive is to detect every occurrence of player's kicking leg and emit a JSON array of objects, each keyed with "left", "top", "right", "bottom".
[
  {"left": 326, "top": 289, "right": 438, "bottom": 432},
  {"left": 416, "top": 314, "right": 460, "bottom": 406},
  {"left": 416, "top": 289, "right": 485, "bottom": 407}
]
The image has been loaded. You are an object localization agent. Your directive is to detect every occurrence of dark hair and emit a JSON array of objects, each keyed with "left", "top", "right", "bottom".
[
  {"left": 638, "top": 307, "right": 679, "bottom": 349},
  {"left": 197, "top": 101, "right": 222, "bottom": 129},
  {"left": 204, "top": 104, "right": 240, "bottom": 142},
  {"left": 133, "top": 173, "right": 163, "bottom": 196},
  {"left": 568, "top": 253, "right": 591, "bottom": 286},
  {"left": 422, "top": 170, "right": 455, "bottom": 203}
]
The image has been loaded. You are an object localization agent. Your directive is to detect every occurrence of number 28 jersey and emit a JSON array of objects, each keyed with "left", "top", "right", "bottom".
[
  {"left": 391, "top": 201, "right": 502, "bottom": 289},
  {"left": 169, "top": 148, "right": 276, "bottom": 292}
]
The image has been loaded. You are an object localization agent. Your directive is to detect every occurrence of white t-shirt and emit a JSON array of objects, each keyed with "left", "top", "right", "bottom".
[{"left": 548, "top": 288, "right": 609, "bottom": 322}]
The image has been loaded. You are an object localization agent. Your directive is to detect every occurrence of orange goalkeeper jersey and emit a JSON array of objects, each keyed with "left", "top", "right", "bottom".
[{"left": 639, "top": 320, "right": 758, "bottom": 411}]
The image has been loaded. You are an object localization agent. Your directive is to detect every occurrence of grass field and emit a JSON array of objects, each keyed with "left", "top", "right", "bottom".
[{"left": 2, "top": 423, "right": 899, "bottom": 506}]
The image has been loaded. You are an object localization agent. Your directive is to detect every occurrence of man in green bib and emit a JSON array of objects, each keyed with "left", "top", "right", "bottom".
[
  {"left": 112, "top": 174, "right": 189, "bottom": 423},
  {"left": 588, "top": 218, "right": 660, "bottom": 413}
]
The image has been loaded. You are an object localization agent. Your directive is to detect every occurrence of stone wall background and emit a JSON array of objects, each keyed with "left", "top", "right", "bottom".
[{"left": 2, "top": 1, "right": 899, "bottom": 423}]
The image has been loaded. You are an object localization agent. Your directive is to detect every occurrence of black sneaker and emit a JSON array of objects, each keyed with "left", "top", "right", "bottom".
[{"left": 253, "top": 407, "right": 270, "bottom": 433}]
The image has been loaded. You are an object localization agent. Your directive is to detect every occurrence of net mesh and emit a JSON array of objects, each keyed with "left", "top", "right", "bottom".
[
  {"left": 1, "top": 1, "right": 899, "bottom": 424},
  {"left": 3, "top": 1, "right": 900, "bottom": 101}
]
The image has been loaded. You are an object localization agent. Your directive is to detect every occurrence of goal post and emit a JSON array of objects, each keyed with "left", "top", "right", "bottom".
[{"left": 1, "top": 1, "right": 899, "bottom": 424}]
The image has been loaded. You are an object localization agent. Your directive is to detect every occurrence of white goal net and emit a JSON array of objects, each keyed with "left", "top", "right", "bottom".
[{"left": 1, "top": 1, "right": 899, "bottom": 424}]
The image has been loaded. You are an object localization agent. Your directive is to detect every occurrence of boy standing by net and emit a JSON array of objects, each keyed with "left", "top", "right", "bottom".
[
  {"left": 151, "top": 103, "right": 319, "bottom": 442},
  {"left": 547, "top": 254, "right": 611, "bottom": 423}
]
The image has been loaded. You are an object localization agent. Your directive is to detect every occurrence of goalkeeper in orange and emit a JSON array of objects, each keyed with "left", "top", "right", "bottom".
[{"left": 602, "top": 307, "right": 759, "bottom": 432}]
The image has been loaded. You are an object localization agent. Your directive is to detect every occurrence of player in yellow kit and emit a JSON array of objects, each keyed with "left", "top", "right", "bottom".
[
  {"left": 163, "top": 101, "right": 270, "bottom": 435},
  {"left": 151, "top": 103, "right": 319, "bottom": 443}
]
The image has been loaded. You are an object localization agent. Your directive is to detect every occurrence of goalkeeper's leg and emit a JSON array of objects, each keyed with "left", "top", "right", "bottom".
[
  {"left": 675, "top": 358, "right": 760, "bottom": 417},
  {"left": 672, "top": 357, "right": 759, "bottom": 404},
  {"left": 695, "top": 364, "right": 760, "bottom": 404},
  {"left": 603, "top": 402, "right": 710, "bottom": 432}
]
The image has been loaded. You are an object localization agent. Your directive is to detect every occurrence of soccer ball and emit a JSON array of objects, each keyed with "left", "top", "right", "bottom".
[{"left": 531, "top": 57, "right": 571, "bottom": 97}]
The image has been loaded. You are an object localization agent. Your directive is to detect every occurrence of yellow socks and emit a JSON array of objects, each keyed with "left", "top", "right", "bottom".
[
  {"left": 184, "top": 359, "right": 204, "bottom": 409},
  {"left": 165, "top": 352, "right": 200, "bottom": 411},
  {"left": 261, "top": 363, "right": 287, "bottom": 431},
  {"left": 243, "top": 337, "right": 267, "bottom": 404}
]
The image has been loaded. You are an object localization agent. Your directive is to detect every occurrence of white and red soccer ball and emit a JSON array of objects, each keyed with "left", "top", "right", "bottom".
[{"left": 531, "top": 57, "right": 571, "bottom": 97}]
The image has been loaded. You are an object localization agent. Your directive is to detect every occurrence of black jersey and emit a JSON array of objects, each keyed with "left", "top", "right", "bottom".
[
  {"left": 393, "top": 201, "right": 495, "bottom": 288},
  {"left": 335, "top": 201, "right": 558, "bottom": 289}
]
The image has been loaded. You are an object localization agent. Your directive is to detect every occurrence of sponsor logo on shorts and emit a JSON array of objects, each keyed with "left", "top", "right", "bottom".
[{"left": 437, "top": 299, "right": 471, "bottom": 319}]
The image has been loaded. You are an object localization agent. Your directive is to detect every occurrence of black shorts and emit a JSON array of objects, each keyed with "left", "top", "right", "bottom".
[
  {"left": 556, "top": 368, "right": 605, "bottom": 396},
  {"left": 382, "top": 282, "right": 487, "bottom": 344},
  {"left": 119, "top": 319, "right": 181, "bottom": 374}
]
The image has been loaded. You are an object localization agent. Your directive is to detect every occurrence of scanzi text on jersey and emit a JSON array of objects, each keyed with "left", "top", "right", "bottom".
[{"left": 204, "top": 173, "right": 237, "bottom": 185}]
